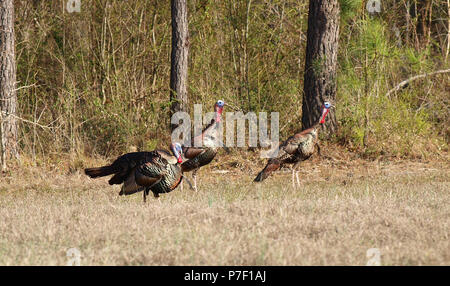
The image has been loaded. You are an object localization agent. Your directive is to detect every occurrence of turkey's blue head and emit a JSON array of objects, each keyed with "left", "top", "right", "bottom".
[
  {"left": 214, "top": 99, "right": 225, "bottom": 123},
  {"left": 320, "top": 101, "right": 332, "bottom": 124},
  {"left": 171, "top": 142, "right": 183, "bottom": 163}
]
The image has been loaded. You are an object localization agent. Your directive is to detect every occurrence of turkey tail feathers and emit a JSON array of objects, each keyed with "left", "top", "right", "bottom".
[
  {"left": 84, "top": 165, "right": 117, "bottom": 178},
  {"left": 253, "top": 170, "right": 266, "bottom": 182},
  {"left": 253, "top": 161, "right": 280, "bottom": 182}
]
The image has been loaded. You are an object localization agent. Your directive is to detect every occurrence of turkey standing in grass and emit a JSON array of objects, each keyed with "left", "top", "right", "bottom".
[
  {"left": 254, "top": 101, "right": 333, "bottom": 188},
  {"left": 84, "top": 143, "right": 184, "bottom": 202},
  {"left": 180, "top": 99, "right": 228, "bottom": 191}
]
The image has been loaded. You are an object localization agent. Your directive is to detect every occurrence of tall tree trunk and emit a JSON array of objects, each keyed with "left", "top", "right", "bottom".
[
  {"left": 301, "top": 0, "right": 339, "bottom": 136},
  {"left": 0, "top": 0, "right": 18, "bottom": 170},
  {"left": 170, "top": 0, "right": 189, "bottom": 131}
]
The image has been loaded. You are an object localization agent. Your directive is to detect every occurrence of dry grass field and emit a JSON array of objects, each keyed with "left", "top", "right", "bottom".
[{"left": 0, "top": 155, "right": 448, "bottom": 266}]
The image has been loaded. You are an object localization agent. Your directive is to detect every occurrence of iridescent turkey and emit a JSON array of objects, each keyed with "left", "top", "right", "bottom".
[
  {"left": 84, "top": 143, "right": 184, "bottom": 201},
  {"left": 254, "top": 101, "right": 333, "bottom": 188},
  {"left": 180, "top": 99, "right": 228, "bottom": 191}
]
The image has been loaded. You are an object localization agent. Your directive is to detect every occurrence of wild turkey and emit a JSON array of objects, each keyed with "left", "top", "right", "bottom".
[
  {"left": 84, "top": 143, "right": 184, "bottom": 202},
  {"left": 180, "top": 99, "right": 227, "bottom": 191},
  {"left": 254, "top": 101, "right": 333, "bottom": 188}
]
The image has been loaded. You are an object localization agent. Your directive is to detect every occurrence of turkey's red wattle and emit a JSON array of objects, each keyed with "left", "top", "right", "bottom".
[
  {"left": 320, "top": 108, "right": 329, "bottom": 124},
  {"left": 215, "top": 107, "right": 223, "bottom": 123}
]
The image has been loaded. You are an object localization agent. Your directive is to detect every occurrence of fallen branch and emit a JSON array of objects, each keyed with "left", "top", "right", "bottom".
[
  {"left": 386, "top": 68, "right": 450, "bottom": 97},
  {"left": 14, "top": 83, "right": 38, "bottom": 92},
  {"left": 1, "top": 111, "right": 53, "bottom": 131}
]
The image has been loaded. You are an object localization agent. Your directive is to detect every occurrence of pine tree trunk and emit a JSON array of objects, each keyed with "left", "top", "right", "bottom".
[
  {"left": 0, "top": 0, "right": 18, "bottom": 170},
  {"left": 170, "top": 0, "right": 189, "bottom": 131},
  {"left": 301, "top": 0, "right": 339, "bottom": 135}
]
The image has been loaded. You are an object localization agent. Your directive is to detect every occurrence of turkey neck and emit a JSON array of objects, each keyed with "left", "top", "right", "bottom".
[
  {"left": 202, "top": 111, "right": 222, "bottom": 134},
  {"left": 191, "top": 114, "right": 221, "bottom": 147},
  {"left": 307, "top": 107, "right": 328, "bottom": 132}
]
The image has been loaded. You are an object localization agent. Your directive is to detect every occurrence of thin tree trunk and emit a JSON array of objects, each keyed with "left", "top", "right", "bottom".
[
  {"left": 446, "top": 0, "right": 449, "bottom": 61},
  {"left": 170, "top": 0, "right": 189, "bottom": 131},
  {"left": 301, "top": 0, "right": 340, "bottom": 135},
  {"left": 405, "top": 0, "right": 411, "bottom": 46},
  {"left": 245, "top": 0, "right": 252, "bottom": 112},
  {"left": 416, "top": 0, "right": 433, "bottom": 49},
  {"left": 0, "top": 0, "right": 18, "bottom": 170}
]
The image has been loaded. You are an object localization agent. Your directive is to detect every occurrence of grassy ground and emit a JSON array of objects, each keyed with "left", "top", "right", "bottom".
[{"left": 0, "top": 156, "right": 448, "bottom": 265}]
